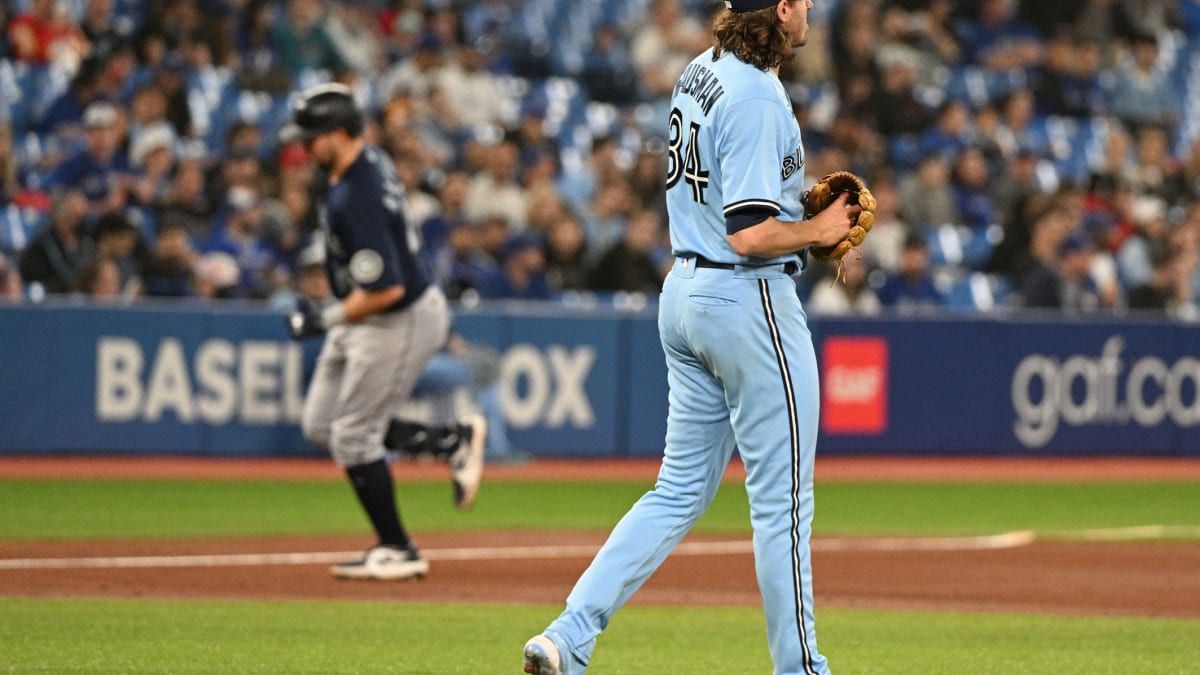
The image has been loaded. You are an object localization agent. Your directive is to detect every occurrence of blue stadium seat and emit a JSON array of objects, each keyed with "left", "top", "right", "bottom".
[
  {"left": 940, "top": 271, "right": 1011, "bottom": 313},
  {"left": 926, "top": 223, "right": 1000, "bottom": 271},
  {"left": 0, "top": 203, "right": 46, "bottom": 255}
]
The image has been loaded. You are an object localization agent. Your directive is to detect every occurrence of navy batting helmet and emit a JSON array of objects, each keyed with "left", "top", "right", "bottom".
[{"left": 280, "top": 83, "right": 364, "bottom": 142}]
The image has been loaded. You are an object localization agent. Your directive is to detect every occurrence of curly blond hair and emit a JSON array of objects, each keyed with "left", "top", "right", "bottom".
[{"left": 711, "top": 3, "right": 797, "bottom": 71}]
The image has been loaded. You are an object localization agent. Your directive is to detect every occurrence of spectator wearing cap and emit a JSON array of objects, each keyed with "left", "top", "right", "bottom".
[
  {"left": 1116, "top": 194, "right": 1171, "bottom": 291},
  {"left": 378, "top": 30, "right": 445, "bottom": 103},
  {"left": 1060, "top": 231, "right": 1108, "bottom": 313},
  {"left": 876, "top": 234, "right": 945, "bottom": 311},
  {"left": 267, "top": 243, "right": 329, "bottom": 311},
  {"left": 475, "top": 233, "right": 554, "bottom": 300},
  {"left": 43, "top": 101, "right": 130, "bottom": 215},
  {"left": 19, "top": 189, "right": 92, "bottom": 295},
  {"left": 126, "top": 122, "right": 177, "bottom": 212}
]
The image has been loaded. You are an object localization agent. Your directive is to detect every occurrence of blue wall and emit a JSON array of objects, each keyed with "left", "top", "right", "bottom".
[{"left": 2, "top": 303, "right": 1198, "bottom": 456}]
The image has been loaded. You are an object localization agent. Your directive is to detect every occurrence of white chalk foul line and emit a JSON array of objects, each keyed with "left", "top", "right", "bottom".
[
  {"left": 1042, "top": 525, "right": 1200, "bottom": 541},
  {"left": 812, "top": 530, "right": 1036, "bottom": 552},
  {"left": 0, "top": 533, "right": 1035, "bottom": 571}
]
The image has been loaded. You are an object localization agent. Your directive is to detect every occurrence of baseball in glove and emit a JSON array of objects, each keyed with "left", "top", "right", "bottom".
[{"left": 802, "top": 171, "right": 877, "bottom": 280}]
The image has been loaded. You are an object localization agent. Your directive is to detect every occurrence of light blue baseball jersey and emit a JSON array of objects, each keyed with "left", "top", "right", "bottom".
[{"left": 666, "top": 47, "right": 806, "bottom": 267}]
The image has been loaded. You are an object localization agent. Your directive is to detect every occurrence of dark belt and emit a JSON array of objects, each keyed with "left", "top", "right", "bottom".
[{"left": 694, "top": 255, "right": 798, "bottom": 276}]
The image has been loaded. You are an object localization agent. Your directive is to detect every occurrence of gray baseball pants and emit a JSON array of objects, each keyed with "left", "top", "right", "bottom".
[{"left": 301, "top": 286, "right": 451, "bottom": 467}]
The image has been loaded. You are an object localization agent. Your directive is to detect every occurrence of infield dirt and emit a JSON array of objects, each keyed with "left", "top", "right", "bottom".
[{"left": 2, "top": 456, "right": 1198, "bottom": 618}]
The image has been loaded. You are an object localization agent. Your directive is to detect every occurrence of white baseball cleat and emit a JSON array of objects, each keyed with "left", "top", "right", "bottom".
[
  {"left": 523, "top": 634, "right": 563, "bottom": 675},
  {"left": 449, "top": 414, "right": 487, "bottom": 511},
  {"left": 330, "top": 545, "right": 428, "bottom": 580}
]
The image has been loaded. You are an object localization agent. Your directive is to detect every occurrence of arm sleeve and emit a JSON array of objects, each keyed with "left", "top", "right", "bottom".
[{"left": 725, "top": 205, "right": 774, "bottom": 235}]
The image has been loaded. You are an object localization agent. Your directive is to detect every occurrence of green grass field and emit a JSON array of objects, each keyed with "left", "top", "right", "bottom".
[{"left": 2, "top": 477, "right": 1198, "bottom": 673}]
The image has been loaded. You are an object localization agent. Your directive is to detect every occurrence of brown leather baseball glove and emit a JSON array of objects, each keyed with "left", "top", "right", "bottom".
[{"left": 802, "top": 170, "right": 877, "bottom": 263}]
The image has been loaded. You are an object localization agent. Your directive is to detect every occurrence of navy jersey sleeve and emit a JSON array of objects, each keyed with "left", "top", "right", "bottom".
[{"left": 328, "top": 177, "right": 407, "bottom": 292}]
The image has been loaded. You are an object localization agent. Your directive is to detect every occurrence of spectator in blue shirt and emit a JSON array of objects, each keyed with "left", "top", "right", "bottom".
[
  {"left": 43, "top": 101, "right": 130, "bottom": 216},
  {"left": 876, "top": 233, "right": 945, "bottom": 311},
  {"left": 953, "top": 0, "right": 1042, "bottom": 72},
  {"left": 1110, "top": 31, "right": 1179, "bottom": 134},
  {"left": 200, "top": 186, "right": 288, "bottom": 299},
  {"left": 952, "top": 146, "right": 999, "bottom": 230},
  {"left": 476, "top": 233, "right": 553, "bottom": 300},
  {"left": 917, "top": 99, "right": 972, "bottom": 160}
]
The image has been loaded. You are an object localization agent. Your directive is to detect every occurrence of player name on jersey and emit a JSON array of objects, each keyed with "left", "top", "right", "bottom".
[{"left": 673, "top": 62, "right": 726, "bottom": 116}]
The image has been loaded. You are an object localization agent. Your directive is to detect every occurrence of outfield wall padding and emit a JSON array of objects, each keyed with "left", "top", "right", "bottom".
[{"left": 1, "top": 303, "right": 1197, "bottom": 456}]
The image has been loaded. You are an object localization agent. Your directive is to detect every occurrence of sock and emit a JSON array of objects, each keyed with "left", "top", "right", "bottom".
[
  {"left": 345, "top": 459, "right": 409, "bottom": 550},
  {"left": 385, "top": 418, "right": 463, "bottom": 458}
]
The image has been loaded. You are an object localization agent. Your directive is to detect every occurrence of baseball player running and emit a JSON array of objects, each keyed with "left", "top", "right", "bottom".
[
  {"left": 282, "top": 83, "right": 484, "bottom": 581},
  {"left": 523, "top": 1, "right": 855, "bottom": 673}
]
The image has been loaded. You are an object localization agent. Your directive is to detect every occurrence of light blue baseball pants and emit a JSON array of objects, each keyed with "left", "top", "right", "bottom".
[{"left": 544, "top": 258, "right": 828, "bottom": 675}]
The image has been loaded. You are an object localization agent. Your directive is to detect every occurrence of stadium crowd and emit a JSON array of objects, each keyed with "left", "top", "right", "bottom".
[{"left": 4, "top": 0, "right": 1200, "bottom": 317}]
